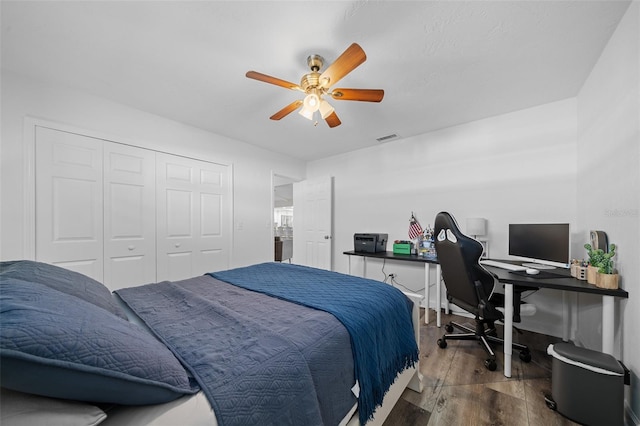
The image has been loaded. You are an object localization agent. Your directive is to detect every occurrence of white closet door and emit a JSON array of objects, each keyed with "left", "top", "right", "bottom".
[
  {"left": 103, "top": 143, "right": 156, "bottom": 289},
  {"left": 156, "top": 153, "right": 230, "bottom": 282},
  {"left": 35, "top": 127, "right": 104, "bottom": 281}
]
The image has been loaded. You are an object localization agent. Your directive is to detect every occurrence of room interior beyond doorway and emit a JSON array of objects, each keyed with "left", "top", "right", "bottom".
[{"left": 273, "top": 175, "right": 296, "bottom": 262}]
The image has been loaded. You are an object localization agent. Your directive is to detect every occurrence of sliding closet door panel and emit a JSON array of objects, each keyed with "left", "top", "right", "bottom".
[
  {"left": 196, "top": 167, "right": 228, "bottom": 275},
  {"left": 156, "top": 154, "right": 230, "bottom": 282},
  {"left": 104, "top": 143, "right": 156, "bottom": 290},
  {"left": 35, "top": 127, "right": 104, "bottom": 281},
  {"left": 157, "top": 159, "right": 196, "bottom": 281}
]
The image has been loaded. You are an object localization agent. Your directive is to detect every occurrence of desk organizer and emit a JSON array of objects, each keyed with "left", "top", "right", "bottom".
[
  {"left": 545, "top": 342, "right": 628, "bottom": 426},
  {"left": 393, "top": 243, "right": 412, "bottom": 255},
  {"left": 570, "top": 263, "right": 587, "bottom": 280}
]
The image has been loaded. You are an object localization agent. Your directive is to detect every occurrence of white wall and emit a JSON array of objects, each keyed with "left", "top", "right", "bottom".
[
  {"left": 0, "top": 71, "right": 306, "bottom": 267},
  {"left": 307, "top": 98, "right": 578, "bottom": 338},
  {"left": 576, "top": 1, "right": 639, "bottom": 418}
]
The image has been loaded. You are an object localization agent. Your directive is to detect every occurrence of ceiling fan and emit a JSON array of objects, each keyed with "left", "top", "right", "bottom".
[{"left": 246, "top": 43, "right": 384, "bottom": 128}]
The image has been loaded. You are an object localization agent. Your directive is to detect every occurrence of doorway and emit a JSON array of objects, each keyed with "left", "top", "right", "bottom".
[{"left": 273, "top": 174, "right": 296, "bottom": 262}]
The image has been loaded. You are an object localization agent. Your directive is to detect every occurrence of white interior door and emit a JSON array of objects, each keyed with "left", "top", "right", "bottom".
[
  {"left": 103, "top": 143, "right": 156, "bottom": 289},
  {"left": 292, "top": 176, "right": 333, "bottom": 270},
  {"left": 156, "top": 153, "right": 230, "bottom": 282},
  {"left": 35, "top": 127, "right": 104, "bottom": 281}
]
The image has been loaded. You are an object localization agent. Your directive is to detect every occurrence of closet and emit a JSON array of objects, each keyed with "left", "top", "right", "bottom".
[{"left": 34, "top": 126, "right": 231, "bottom": 290}]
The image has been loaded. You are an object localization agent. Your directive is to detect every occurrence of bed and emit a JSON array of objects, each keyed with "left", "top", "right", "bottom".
[{"left": 0, "top": 260, "right": 422, "bottom": 426}]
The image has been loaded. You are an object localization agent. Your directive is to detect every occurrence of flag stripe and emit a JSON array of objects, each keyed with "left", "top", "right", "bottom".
[{"left": 408, "top": 219, "right": 423, "bottom": 239}]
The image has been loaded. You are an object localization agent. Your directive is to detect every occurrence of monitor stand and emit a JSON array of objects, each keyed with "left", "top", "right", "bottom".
[{"left": 522, "top": 262, "right": 556, "bottom": 270}]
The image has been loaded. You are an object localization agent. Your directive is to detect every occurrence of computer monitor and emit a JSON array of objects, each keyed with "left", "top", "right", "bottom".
[{"left": 508, "top": 223, "right": 570, "bottom": 268}]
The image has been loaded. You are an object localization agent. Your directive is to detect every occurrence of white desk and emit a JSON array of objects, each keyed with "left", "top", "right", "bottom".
[
  {"left": 343, "top": 251, "right": 448, "bottom": 326},
  {"left": 343, "top": 253, "right": 628, "bottom": 378},
  {"left": 485, "top": 264, "right": 629, "bottom": 377},
  {"left": 345, "top": 253, "right": 628, "bottom": 378}
]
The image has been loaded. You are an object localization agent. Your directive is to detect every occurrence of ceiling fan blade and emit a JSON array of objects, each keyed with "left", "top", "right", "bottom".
[
  {"left": 330, "top": 88, "right": 384, "bottom": 102},
  {"left": 270, "top": 100, "right": 303, "bottom": 120},
  {"left": 318, "top": 43, "right": 367, "bottom": 89},
  {"left": 246, "top": 71, "right": 303, "bottom": 92},
  {"left": 324, "top": 111, "right": 342, "bottom": 128}
]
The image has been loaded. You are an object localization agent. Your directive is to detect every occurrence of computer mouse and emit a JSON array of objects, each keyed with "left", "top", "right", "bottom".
[{"left": 525, "top": 268, "right": 540, "bottom": 275}]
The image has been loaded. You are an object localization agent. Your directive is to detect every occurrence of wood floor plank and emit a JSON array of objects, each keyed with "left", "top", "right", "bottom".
[
  {"left": 428, "top": 383, "right": 529, "bottom": 425},
  {"left": 382, "top": 397, "right": 431, "bottom": 426}
]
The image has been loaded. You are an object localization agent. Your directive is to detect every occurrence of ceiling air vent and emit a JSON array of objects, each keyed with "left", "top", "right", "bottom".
[{"left": 376, "top": 134, "right": 398, "bottom": 143}]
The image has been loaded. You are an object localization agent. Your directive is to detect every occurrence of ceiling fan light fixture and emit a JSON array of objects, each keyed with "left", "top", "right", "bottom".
[
  {"left": 298, "top": 106, "right": 314, "bottom": 120},
  {"left": 319, "top": 100, "right": 335, "bottom": 119},
  {"left": 303, "top": 93, "right": 320, "bottom": 112}
]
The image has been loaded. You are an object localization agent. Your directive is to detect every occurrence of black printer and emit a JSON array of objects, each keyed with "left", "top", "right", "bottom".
[{"left": 353, "top": 233, "right": 388, "bottom": 253}]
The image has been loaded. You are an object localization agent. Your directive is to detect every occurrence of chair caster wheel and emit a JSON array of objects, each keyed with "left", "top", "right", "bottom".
[
  {"left": 519, "top": 351, "right": 532, "bottom": 363},
  {"left": 445, "top": 324, "right": 454, "bottom": 333},
  {"left": 484, "top": 359, "right": 497, "bottom": 371},
  {"left": 437, "top": 338, "right": 447, "bottom": 348},
  {"left": 544, "top": 394, "right": 557, "bottom": 411}
]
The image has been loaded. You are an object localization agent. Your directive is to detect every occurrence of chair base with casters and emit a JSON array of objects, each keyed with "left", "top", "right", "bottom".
[{"left": 436, "top": 316, "right": 531, "bottom": 371}]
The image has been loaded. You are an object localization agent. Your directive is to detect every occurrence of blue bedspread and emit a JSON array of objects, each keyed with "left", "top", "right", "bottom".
[
  {"left": 210, "top": 262, "right": 419, "bottom": 424},
  {"left": 116, "top": 274, "right": 356, "bottom": 426}
]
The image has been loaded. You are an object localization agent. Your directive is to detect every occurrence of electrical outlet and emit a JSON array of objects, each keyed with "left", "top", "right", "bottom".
[{"left": 389, "top": 273, "right": 396, "bottom": 279}]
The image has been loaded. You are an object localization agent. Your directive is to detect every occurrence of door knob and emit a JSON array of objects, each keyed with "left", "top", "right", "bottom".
[{"left": 324, "top": 235, "right": 331, "bottom": 240}]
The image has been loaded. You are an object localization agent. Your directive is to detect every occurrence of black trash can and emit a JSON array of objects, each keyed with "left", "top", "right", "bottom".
[{"left": 546, "top": 342, "right": 628, "bottom": 426}]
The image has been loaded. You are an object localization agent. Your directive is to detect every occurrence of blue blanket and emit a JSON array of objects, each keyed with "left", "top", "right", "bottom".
[
  {"left": 116, "top": 274, "right": 356, "bottom": 426},
  {"left": 210, "top": 262, "right": 419, "bottom": 424}
]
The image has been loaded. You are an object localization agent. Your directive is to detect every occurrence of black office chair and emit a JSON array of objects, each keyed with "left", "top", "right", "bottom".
[{"left": 434, "top": 211, "right": 531, "bottom": 371}]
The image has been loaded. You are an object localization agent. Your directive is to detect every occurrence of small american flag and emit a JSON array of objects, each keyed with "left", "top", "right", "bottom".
[{"left": 408, "top": 213, "right": 423, "bottom": 239}]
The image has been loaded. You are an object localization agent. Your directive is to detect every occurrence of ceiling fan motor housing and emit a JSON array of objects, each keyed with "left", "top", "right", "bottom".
[
  {"left": 307, "top": 54, "right": 324, "bottom": 72},
  {"left": 300, "top": 72, "right": 321, "bottom": 92},
  {"left": 301, "top": 55, "right": 325, "bottom": 93}
]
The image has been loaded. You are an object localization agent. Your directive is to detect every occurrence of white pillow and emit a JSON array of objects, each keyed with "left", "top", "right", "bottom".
[{"left": 0, "top": 388, "right": 107, "bottom": 426}]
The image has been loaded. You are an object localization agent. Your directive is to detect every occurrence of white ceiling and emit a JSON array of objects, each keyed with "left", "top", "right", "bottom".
[{"left": 1, "top": 1, "right": 631, "bottom": 161}]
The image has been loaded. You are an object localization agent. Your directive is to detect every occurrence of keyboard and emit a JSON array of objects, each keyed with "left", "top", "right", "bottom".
[{"left": 479, "top": 259, "right": 527, "bottom": 271}]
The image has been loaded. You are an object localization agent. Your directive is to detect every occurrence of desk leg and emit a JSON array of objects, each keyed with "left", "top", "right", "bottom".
[
  {"left": 562, "top": 291, "right": 570, "bottom": 342},
  {"left": 436, "top": 265, "right": 442, "bottom": 327},
  {"left": 363, "top": 257, "right": 367, "bottom": 278},
  {"left": 348, "top": 256, "right": 352, "bottom": 275},
  {"left": 424, "top": 263, "right": 430, "bottom": 325},
  {"left": 503, "top": 283, "right": 513, "bottom": 378},
  {"left": 602, "top": 295, "right": 615, "bottom": 355}
]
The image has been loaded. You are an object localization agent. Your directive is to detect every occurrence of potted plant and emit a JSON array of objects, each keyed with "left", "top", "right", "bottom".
[
  {"left": 583, "top": 243, "right": 604, "bottom": 284},
  {"left": 596, "top": 244, "right": 619, "bottom": 289}
]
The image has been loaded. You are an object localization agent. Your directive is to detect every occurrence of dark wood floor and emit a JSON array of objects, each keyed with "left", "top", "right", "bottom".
[{"left": 382, "top": 308, "right": 581, "bottom": 426}]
